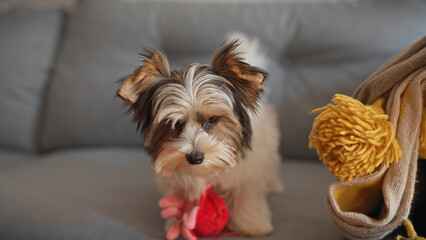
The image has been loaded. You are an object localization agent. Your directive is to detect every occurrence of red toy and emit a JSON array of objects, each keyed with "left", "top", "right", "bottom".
[{"left": 158, "top": 185, "right": 231, "bottom": 240}]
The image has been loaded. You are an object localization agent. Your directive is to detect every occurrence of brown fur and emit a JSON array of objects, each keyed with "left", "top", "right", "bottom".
[{"left": 118, "top": 50, "right": 171, "bottom": 103}]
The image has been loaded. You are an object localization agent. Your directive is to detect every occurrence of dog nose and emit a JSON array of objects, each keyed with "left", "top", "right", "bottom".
[{"left": 186, "top": 152, "right": 204, "bottom": 165}]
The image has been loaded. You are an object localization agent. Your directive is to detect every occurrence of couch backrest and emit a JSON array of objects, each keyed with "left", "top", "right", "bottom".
[
  {"left": 0, "top": 7, "right": 63, "bottom": 152},
  {"left": 38, "top": 0, "right": 426, "bottom": 159}
]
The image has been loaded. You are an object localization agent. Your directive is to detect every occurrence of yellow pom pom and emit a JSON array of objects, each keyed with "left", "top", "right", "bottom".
[{"left": 309, "top": 94, "right": 402, "bottom": 182}]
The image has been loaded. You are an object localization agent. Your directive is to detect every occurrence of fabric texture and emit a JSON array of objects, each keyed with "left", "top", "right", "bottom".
[
  {"left": 0, "top": 148, "right": 36, "bottom": 170},
  {"left": 326, "top": 37, "right": 426, "bottom": 240},
  {"left": 0, "top": 147, "right": 341, "bottom": 240},
  {"left": 39, "top": 0, "right": 426, "bottom": 159},
  {"left": 0, "top": 7, "right": 63, "bottom": 151}
]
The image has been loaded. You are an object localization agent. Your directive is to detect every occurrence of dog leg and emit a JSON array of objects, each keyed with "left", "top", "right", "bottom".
[{"left": 226, "top": 184, "right": 273, "bottom": 236}]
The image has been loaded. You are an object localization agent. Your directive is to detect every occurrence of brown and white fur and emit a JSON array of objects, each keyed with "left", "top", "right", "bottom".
[{"left": 118, "top": 39, "right": 283, "bottom": 236}]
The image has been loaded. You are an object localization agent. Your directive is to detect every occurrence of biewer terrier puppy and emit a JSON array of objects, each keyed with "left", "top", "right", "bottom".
[{"left": 118, "top": 39, "right": 283, "bottom": 236}]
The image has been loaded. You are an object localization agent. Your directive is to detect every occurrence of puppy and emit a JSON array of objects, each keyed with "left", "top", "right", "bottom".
[{"left": 118, "top": 39, "right": 283, "bottom": 236}]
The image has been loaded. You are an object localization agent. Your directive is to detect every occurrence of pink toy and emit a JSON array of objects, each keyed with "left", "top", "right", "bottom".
[{"left": 159, "top": 185, "right": 232, "bottom": 240}]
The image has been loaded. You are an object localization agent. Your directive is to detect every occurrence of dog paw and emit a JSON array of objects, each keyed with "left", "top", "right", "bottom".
[{"left": 228, "top": 218, "right": 273, "bottom": 237}]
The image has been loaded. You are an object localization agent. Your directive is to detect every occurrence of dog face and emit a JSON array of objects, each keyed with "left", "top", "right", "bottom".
[{"left": 118, "top": 41, "right": 267, "bottom": 178}]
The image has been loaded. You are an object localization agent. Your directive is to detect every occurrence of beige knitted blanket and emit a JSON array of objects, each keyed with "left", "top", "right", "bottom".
[{"left": 327, "top": 36, "right": 426, "bottom": 240}]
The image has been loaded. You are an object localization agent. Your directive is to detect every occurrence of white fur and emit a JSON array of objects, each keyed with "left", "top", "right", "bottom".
[
  {"left": 216, "top": 103, "right": 283, "bottom": 235},
  {"left": 160, "top": 124, "right": 236, "bottom": 177},
  {"left": 154, "top": 64, "right": 234, "bottom": 127}
]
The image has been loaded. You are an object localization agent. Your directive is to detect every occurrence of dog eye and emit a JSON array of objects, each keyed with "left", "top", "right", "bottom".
[
  {"left": 207, "top": 116, "right": 220, "bottom": 126},
  {"left": 174, "top": 121, "right": 185, "bottom": 133}
]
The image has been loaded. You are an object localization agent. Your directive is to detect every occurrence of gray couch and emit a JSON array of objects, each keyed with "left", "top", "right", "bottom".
[{"left": 1, "top": 0, "right": 425, "bottom": 239}]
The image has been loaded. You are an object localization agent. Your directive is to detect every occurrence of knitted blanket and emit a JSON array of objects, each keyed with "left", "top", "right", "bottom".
[{"left": 327, "top": 36, "right": 426, "bottom": 240}]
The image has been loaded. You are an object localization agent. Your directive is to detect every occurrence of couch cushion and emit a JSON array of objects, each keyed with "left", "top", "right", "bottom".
[
  {"left": 0, "top": 7, "right": 63, "bottom": 151},
  {"left": 0, "top": 148, "right": 36, "bottom": 170},
  {"left": 40, "top": 0, "right": 426, "bottom": 160},
  {"left": 0, "top": 147, "right": 342, "bottom": 240}
]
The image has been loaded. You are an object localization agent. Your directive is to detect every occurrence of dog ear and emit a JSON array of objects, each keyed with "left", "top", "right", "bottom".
[
  {"left": 118, "top": 49, "right": 171, "bottom": 104},
  {"left": 211, "top": 40, "right": 267, "bottom": 112},
  {"left": 211, "top": 40, "right": 267, "bottom": 92}
]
